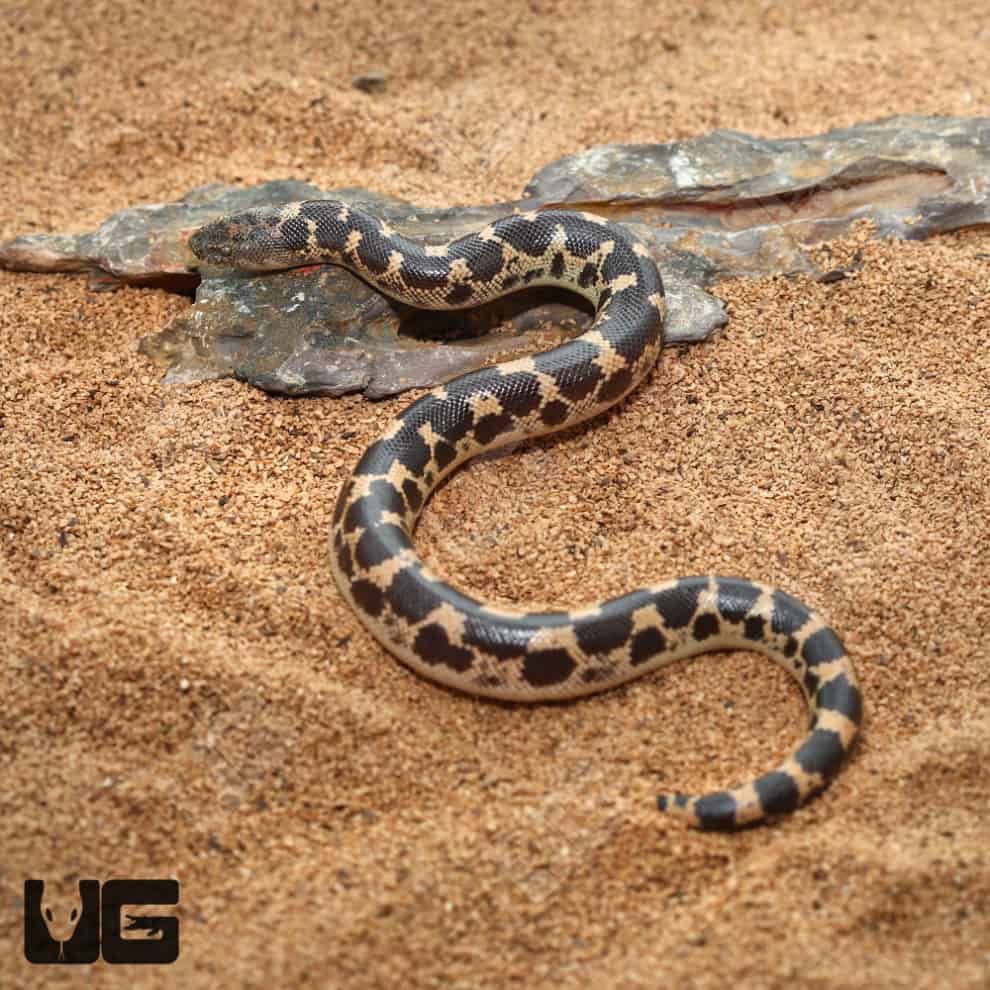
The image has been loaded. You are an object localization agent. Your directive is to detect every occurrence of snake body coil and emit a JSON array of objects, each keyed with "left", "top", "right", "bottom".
[{"left": 190, "top": 200, "right": 862, "bottom": 829}]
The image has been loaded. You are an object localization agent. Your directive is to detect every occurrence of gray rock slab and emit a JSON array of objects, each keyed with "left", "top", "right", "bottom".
[
  {"left": 526, "top": 114, "right": 990, "bottom": 279},
  {"left": 3, "top": 115, "right": 986, "bottom": 397},
  {"left": 138, "top": 261, "right": 716, "bottom": 399}
]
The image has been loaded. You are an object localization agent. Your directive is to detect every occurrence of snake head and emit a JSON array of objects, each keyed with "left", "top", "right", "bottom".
[
  {"left": 41, "top": 897, "right": 82, "bottom": 945},
  {"left": 189, "top": 206, "right": 301, "bottom": 271}
]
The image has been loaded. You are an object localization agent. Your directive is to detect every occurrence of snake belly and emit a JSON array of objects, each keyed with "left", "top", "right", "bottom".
[{"left": 190, "top": 199, "right": 862, "bottom": 830}]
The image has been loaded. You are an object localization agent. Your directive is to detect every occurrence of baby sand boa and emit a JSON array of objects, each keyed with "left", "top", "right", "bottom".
[{"left": 190, "top": 200, "right": 862, "bottom": 829}]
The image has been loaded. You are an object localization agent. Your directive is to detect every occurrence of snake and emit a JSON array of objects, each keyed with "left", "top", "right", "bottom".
[{"left": 190, "top": 200, "right": 862, "bottom": 830}]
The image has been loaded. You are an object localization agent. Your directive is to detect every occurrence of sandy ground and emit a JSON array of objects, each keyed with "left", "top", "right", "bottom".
[{"left": 2, "top": 2, "right": 989, "bottom": 987}]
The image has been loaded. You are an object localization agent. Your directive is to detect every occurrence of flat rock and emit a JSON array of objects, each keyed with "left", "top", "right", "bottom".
[
  {"left": 140, "top": 261, "right": 714, "bottom": 399},
  {"left": 526, "top": 114, "right": 990, "bottom": 279},
  {"left": 3, "top": 115, "right": 986, "bottom": 397}
]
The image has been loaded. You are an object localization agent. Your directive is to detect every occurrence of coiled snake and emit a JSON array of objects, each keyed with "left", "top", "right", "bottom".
[{"left": 190, "top": 200, "right": 862, "bottom": 829}]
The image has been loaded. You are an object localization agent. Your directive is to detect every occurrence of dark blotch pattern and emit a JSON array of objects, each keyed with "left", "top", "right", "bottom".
[
  {"left": 350, "top": 579, "right": 385, "bottom": 617},
  {"left": 794, "top": 728, "right": 845, "bottom": 781},
  {"left": 457, "top": 236, "right": 504, "bottom": 282},
  {"left": 495, "top": 215, "right": 555, "bottom": 257},
  {"left": 555, "top": 363, "right": 603, "bottom": 403},
  {"left": 539, "top": 399, "right": 571, "bottom": 427},
  {"left": 354, "top": 228, "right": 391, "bottom": 276},
  {"left": 433, "top": 440, "right": 457, "bottom": 473},
  {"left": 630, "top": 627, "right": 666, "bottom": 665},
  {"left": 462, "top": 616, "right": 533, "bottom": 661},
  {"left": 420, "top": 394, "right": 474, "bottom": 447},
  {"left": 753, "top": 771, "right": 802, "bottom": 815},
  {"left": 445, "top": 282, "right": 475, "bottom": 306},
  {"left": 522, "top": 648, "right": 577, "bottom": 687},
  {"left": 802, "top": 627, "right": 846, "bottom": 667},
  {"left": 771, "top": 590, "right": 810, "bottom": 637},
  {"left": 692, "top": 612, "right": 720, "bottom": 640},
  {"left": 474, "top": 411, "right": 514, "bottom": 446},
  {"left": 565, "top": 228, "right": 603, "bottom": 259},
  {"left": 397, "top": 258, "right": 451, "bottom": 292},
  {"left": 496, "top": 371, "right": 544, "bottom": 419},
  {"left": 693, "top": 791, "right": 738, "bottom": 831},
  {"left": 600, "top": 248, "right": 632, "bottom": 284},
  {"left": 402, "top": 478, "right": 423, "bottom": 513},
  {"left": 717, "top": 579, "right": 762, "bottom": 623},
  {"left": 815, "top": 674, "right": 863, "bottom": 725},
  {"left": 596, "top": 366, "right": 633, "bottom": 403},
  {"left": 300, "top": 201, "right": 349, "bottom": 250},
  {"left": 344, "top": 480, "right": 406, "bottom": 531},
  {"left": 354, "top": 523, "right": 408, "bottom": 571},
  {"left": 280, "top": 216, "right": 313, "bottom": 252},
  {"left": 578, "top": 262, "right": 599, "bottom": 288},
  {"left": 653, "top": 579, "right": 706, "bottom": 629},
  {"left": 388, "top": 567, "right": 442, "bottom": 624},
  {"left": 575, "top": 608, "right": 633, "bottom": 656},
  {"left": 414, "top": 623, "right": 474, "bottom": 672},
  {"left": 355, "top": 428, "right": 431, "bottom": 478},
  {"left": 744, "top": 615, "right": 766, "bottom": 642},
  {"left": 548, "top": 340, "right": 605, "bottom": 403}
]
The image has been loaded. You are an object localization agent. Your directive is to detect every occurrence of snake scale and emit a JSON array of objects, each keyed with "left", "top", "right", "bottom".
[{"left": 190, "top": 200, "right": 862, "bottom": 830}]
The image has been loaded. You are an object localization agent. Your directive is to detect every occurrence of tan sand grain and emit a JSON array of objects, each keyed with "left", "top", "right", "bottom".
[{"left": 1, "top": 2, "right": 988, "bottom": 988}]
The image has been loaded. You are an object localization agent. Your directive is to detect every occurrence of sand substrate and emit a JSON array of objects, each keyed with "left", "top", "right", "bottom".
[{"left": 1, "top": 2, "right": 988, "bottom": 987}]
